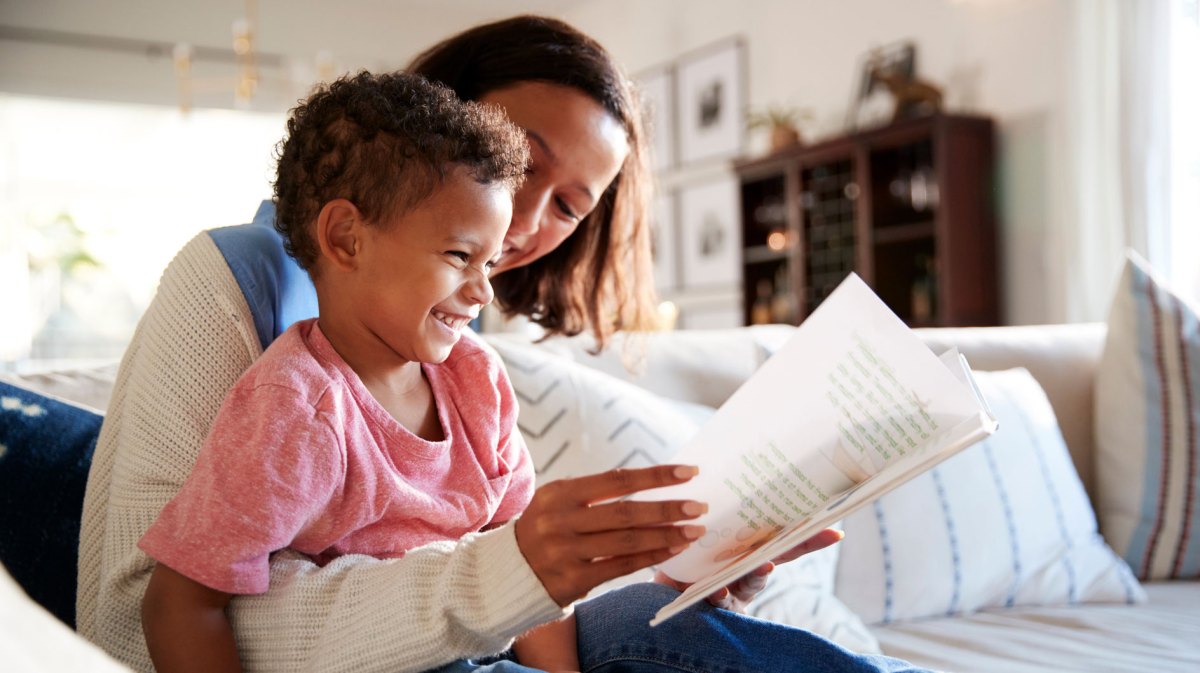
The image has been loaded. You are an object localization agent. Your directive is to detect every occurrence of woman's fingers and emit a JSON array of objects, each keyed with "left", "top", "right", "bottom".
[
  {"left": 545, "top": 464, "right": 700, "bottom": 506},
  {"left": 515, "top": 465, "right": 707, "bottom": 606},
  {"left": 720, "top": 562, "right": 773, "bottom": 606},
  {"left": 569, "top": 498, "right": 708, "bottom": 534},
  {"left": 771, "top": 528, "right": 844, "bottom": 564},
  {"left": 568, "top": 524, "right": 705, "bottom": 560}
]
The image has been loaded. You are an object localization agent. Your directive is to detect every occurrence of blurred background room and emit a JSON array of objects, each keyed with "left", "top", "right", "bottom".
[{"left": 1, "top": 0, "right": 1197, "bottom": 370}]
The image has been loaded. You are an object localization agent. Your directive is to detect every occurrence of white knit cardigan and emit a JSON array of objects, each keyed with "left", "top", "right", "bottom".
[{"left": 76, "top": 232, "right": 563, "bottom": 673}]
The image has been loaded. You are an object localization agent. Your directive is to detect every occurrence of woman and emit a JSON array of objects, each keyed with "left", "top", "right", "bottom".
[{"left": 78, "top": 15, "right": 923, "bottom": 673}]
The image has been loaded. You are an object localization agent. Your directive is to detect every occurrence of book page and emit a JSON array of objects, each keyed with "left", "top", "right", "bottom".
[{"left": 653, "top": 274, "right": 990, "bottom": 584}]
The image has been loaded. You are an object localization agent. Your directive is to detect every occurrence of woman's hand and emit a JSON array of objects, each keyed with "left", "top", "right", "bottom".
[
  {"left": 653, "top": 528, "right": 844, "bottom": 613},
  {"left": 515, "top": 465, "right": 708, "bottom": 606}
]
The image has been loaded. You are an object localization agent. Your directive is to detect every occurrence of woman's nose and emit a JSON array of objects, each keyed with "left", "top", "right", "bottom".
[{"left": 510, "top": 184, "right": 551, "bottom": 238}]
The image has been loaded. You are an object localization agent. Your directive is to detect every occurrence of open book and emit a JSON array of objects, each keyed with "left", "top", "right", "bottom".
[{"left": 648, "top": 274, "right": 998, "bottom": 626}]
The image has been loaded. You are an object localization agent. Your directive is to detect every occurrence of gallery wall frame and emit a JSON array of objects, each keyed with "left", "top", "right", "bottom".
[
  {"left": 678, "top": 176, "right": 741, "bottom": 290},
  {"left": 675, "top": 38, "right": 747, "bottom": 166},
  {"left": 636, "top": 65, "right": 676, "bottom": 172},
  {"left": 651, "top": 191, "right": 679, "bottom": 292}
]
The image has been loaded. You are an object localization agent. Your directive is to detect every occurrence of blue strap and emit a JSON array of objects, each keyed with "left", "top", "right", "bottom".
[{"left": 208, "top": 201, "right": 318, "bottom": 351}]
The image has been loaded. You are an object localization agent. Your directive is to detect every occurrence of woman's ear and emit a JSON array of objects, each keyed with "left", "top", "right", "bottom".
[{"left": 315, "top": 199, "right": 362, "bottom": 272}]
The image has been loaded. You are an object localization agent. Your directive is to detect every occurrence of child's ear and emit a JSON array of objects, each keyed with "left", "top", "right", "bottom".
[{"left": 315, "top": 199, "right": 363, "bottom": 271}]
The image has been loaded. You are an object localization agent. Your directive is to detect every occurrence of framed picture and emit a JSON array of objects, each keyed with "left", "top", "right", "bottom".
[
  {"left": 636, "top": 66, "right": 675, "bottom": 171},
  {"left": 651, "top": 192, "right": 678, "bottom": 292},
  {"left": 678, "top": 177, "right": 741, "bottom": 289},
  {"left": 675, "top": 38, "right": 746, "bottom": 165},
  {"left": 846, "top": 41, "right": 916, "bottom": 131}
]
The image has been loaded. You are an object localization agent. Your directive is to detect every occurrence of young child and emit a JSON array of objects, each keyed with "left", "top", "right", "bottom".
[{"left": 137, "top": 71, "right": 572, "bottom": 672}]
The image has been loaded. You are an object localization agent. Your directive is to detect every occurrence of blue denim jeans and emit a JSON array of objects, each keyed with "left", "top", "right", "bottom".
[{"left": 427, "top": 583, "right": 929, "bottom": 673}]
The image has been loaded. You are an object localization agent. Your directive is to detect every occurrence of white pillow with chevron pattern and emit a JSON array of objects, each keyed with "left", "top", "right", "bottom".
[
  {"left": 484, "top": 335, "right": 882, "bottom": 653},
  {"left": 486, "top": 336, "right": 713, "bottom": 486}
]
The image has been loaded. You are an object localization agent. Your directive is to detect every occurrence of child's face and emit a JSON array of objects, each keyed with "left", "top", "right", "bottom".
[{"left": 351, "top": 168, "right": 511, "bottom": 365}]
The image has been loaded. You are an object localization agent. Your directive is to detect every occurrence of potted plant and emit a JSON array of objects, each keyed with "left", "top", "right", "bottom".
[{"left": 747, "top": 105, "right": 813, "bottom": 154}]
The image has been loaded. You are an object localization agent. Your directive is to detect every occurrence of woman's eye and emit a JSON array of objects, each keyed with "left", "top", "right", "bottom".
[{"left": 555, "top": 197, "right": 579, "bottom": 222}]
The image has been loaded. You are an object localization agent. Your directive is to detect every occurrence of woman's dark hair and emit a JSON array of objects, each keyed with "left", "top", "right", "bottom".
[
  {"left": 410, "top": 15, "right": 658, "bottom": 350},
  {"left": 273, "top": 70, "right": 528, "bottom": 274}
]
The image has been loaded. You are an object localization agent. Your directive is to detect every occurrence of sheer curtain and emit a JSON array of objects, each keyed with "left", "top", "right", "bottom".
[
  {"left": 1057, "top": 0, "right": 1199, "bottom": 323},
  {"left": 1169, "top": 0, "right": 1200, "bottom": 304}
]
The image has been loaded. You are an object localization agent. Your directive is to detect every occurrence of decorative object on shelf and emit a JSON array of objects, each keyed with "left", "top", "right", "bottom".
[
  {"left": 847, "top": 41, "right": 943, "bottom": 130},
  {"left": 679, "top": 177, "right": 741, "bottom": 289},
  {"left": 651, "top": 193, "right": 679, "bottom": 292},
  {"left": 636, "top": 66, "right": 676, "bottom": 171},
  {"left": 675, "top": 38, "right": 746, "bottom": 165},
  {"left": 747, "top": 104, "right": 813, "bottom": 154}
]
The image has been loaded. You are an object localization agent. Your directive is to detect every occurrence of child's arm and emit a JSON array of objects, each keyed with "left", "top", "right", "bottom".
[
  {"left": 512, "top": 612, "right": 579, "bottom": 673},
  {"left": 142, "top": 562, "right": 242, "bottom": 673}
]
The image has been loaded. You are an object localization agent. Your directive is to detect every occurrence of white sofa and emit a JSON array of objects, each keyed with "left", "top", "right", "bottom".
[
  {"left": 4, "top": 323, "right": 1199, "bottom": 672},
  {"left": 486, "top": 322, "right": 1200, "bottom": 673}
]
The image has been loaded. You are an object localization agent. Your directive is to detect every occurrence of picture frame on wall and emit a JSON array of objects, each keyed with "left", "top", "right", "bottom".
[
  {"left": 636, "top": 66, "right": 675, "bottom": 172},
  {"left": 651, "top": 192, "right": 678, "bottom": 292},
  {"left": 678, "top": 176, "right": 741, "bottom": 289},
  {"left": 675, "top": 38, "right": 745, "bottom": 165}
]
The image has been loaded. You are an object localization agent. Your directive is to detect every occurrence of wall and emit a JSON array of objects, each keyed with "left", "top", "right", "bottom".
[
  {"left": 0, "top": 0, "right": 1089, "bottom": 326},
  {"left": 563, "top": 0, "right": 1079, "bottom": 325}
]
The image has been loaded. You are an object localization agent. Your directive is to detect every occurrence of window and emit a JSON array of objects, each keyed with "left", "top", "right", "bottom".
[
  {"left": 1170, "top": 0, "right": 1200, "bottom": 303},
  {"left": 0, "top": 95, "right": 284, "bottom": 368}
]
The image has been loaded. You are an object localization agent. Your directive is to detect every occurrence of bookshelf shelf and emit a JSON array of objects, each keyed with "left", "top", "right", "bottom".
[{"left": 735, "top": 113, "right": 1000, "bottom": 327}]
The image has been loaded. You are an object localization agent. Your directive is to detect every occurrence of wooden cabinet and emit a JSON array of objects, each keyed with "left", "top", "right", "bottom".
[{"left": 736, "top": 113, "right": 999, "bottom": 327}]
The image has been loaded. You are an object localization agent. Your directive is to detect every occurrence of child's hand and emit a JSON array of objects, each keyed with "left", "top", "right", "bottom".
[
  {"left": 515, "top": 464, "right": 707, "bottom": 606},
  {"left": 654, "top": 527, "right": 844, "bottom": 613}
]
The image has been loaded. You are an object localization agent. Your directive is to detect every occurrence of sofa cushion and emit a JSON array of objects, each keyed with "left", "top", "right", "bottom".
[
  {"left": 1096, "top": 251, "right": 1200, "bottom": 580},
  {"left": 484, "top": 334, "right": 881, "bottom": 652},
  {"left": 0, "top": 562, "right": 130, "bottom": 672},
  {"left": 514, "top": 325, "right": 793, "bottom": 409},
  {"left": 0, "top": 379, "right": 103, "bottom": 627},
  {"left": 834, "top": 368, "right": 1144, "bottom": 625}
]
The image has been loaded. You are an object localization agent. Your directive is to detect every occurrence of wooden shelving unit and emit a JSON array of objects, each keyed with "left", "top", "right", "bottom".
[{"left": 735, "top": 113, "right": 1000, "bottom": 327}]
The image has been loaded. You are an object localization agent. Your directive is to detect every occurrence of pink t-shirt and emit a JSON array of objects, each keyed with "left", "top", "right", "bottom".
[{"left": 139, "top": 318, "right": 533, "bottom": 595}]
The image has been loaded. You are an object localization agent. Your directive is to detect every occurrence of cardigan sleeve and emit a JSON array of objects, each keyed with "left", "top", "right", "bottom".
[{"left": 78, "top": 229, "right": 562, "bottom": 673}]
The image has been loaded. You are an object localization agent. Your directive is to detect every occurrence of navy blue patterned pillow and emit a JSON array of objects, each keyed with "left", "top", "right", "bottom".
[{"left": 0, "top": 380, "right": 102, "bottom": 627}]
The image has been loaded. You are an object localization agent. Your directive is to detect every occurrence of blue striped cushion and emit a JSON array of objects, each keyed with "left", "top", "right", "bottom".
[
  {"left": 1096, "top": 251, "right": 1200, "bottom": 580},
  {"left": 834, "top": 368, "right": 1144, "bottom": 625}
]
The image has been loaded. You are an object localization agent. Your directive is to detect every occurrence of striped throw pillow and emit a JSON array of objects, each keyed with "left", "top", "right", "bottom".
[
  {"left": 1096, "top": 251, "right": 1200, "bottom": 580},
  {"left": 834, "top": 368, "right": 1144, "bottom": 625}
]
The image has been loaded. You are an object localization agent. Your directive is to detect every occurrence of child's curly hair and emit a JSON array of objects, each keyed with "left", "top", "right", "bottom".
[{"left": 273, "top": 70, "right": 529, "bottom": 272}]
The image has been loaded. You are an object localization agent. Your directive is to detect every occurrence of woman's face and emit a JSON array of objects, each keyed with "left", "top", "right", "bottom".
[{"left": 479, "top": 81, "right": 630, "bottom": 275}]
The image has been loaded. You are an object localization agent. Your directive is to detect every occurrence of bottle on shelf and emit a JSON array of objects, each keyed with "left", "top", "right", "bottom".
[
  {"left": 770, "top": 265, "right": 795, "bottom": 324},
  {"left": 910, "top": 254, "right": 936, "bottom": 323},
  {"left": 751, "top": 279, "right": 774, "bottom": 325}
]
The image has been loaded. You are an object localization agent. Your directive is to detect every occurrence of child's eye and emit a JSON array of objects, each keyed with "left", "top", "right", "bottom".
[{"left": 446, "top": 251, "right": 470, "bottom": 263}]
